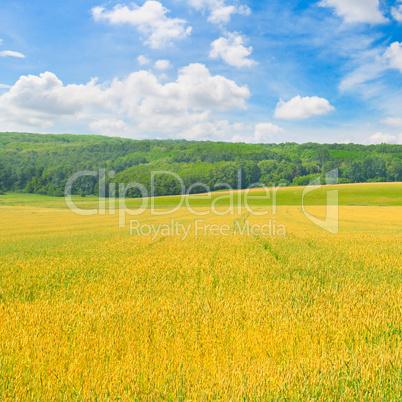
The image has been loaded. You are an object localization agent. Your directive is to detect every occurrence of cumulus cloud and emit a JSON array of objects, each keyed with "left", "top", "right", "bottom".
[
  {"left": 382, "top": 117, "right": 402, "bottom": 127},
  {"left": 319, "top": 0, "right": 388, "bottom": 24},
  {"left": 0, "top": 72, "right": 107, "bottom": 118},
  {"left": 274, "top": 96, "right": 335, "bottom": 120},
  {"left": 209, "top": 33, "right": 256, "bottom": 68},
  {"left": 92, "top": 1, "right": 192, "bottom": 49},
  {"left": 154, "top": 59, "right": 171, "bottom": 70},
  {"left": 173, "top": 63, "right": 250, "bottom": 110},
  {"left": 369, "top": 132, "right": 402, "bottom": 144},
  {"left": 0, "top": 50, "right": 25, "bottom": 58},
  {"left": 384, "top": 42, "right": 402, "bottom": 72},
  {"left": 391, "top": 2, "right": 402, "bottom": 22},
  {"left": 0, "top": 64, "right": 250, "bottom": 138},
  {"left": 254, "top": 123, "right": 284, "bottom": 143},
  {"left": 178, "top": 119, "right": 237, "bottom": 140},
  {"left": 90, "top": 119, "right": 127, "bottom": 134},
  {"left": 186, "top": 0, "right": 250, "bottom": 25},
  {"left": 137, "top": 55, "right": 150, "bottom": 65}
]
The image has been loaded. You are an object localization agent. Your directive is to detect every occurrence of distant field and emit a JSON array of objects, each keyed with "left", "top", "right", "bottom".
[
  {"left": 0, "top": 183, "right": 401, "bottom": 399},
  {"left": 1, "top": 182, "right": 401, "bottom": 209}
]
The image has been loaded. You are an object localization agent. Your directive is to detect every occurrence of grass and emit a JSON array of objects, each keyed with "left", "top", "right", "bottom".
[
  {"left": 1, "top": 182, "right": 401, "bottom": 209},
  {"left": 0, "top": 183, "right": 401, "bottom": 399}
]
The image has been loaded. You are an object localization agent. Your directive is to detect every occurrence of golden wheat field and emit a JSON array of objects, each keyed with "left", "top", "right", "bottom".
[{"left": 0, "top": 187, "right": 402, "bottom": 400}]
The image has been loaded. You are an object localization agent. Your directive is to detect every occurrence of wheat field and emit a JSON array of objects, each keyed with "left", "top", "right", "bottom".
[{"left": 0, "top": 189, "right": 401, "bottom": 400}]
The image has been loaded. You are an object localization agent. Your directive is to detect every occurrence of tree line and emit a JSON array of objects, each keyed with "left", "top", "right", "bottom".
[{"left": 0, "top": 132, "right": 401, "bottom": 197}]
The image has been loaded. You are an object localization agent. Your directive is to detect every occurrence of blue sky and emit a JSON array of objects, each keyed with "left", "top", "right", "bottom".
[{"left": 1, "top": 0, "right": 402, "bottom": 144}]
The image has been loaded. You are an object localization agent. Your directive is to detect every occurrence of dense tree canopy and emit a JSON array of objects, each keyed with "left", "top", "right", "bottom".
[{"left": 0, "top": 132, "right": 401, "bottom": 197}]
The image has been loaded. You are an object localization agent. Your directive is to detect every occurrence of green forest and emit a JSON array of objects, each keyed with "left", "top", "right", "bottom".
[{"left": 0, "top": 132, "right": 401, "bottom": 197}]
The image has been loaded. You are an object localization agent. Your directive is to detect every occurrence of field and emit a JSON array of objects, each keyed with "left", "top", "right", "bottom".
[{"left": 0, "top": 183, "right": 401, "bottom": 400}]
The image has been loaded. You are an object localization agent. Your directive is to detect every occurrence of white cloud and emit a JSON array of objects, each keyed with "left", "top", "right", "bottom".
[
  {"left": 229, "top": 122, "right": 284, "bottom": 143},
  {"left": 173, "top": 63, "right": 250, "bottom": 110},
  {"left": 391, "top": 3, "right": 402, "bottom": 22},
  {"left": 339, "top": 42, "right": 402, "bottom": 93},
  {"left": 209, "top": 5, "right": 237, "bottom": 24},
  {"left": 209, "top": 33, "right": 256, "bottom": 68},
  {"left": 369, "top": 132, "right": 402, "bottom": 144},
  {"left": 90, "top": 119, "right": 127, "bottom": 134},
  {"left": 384, "top": 42, "right": 402, "bottom": 72},
  {"left": 154, "top": 59, "right": 171, "bottom": 70},
  {"left": 231, "top": 135, "right": 246, "bottom": 143},
  {"left": 137, "top": 55, "right": 150, "bottom": 65},
  {"left": 180, "top": 120, "right": 256, "bottom": 141},
  {"left": 232, "top": 122, "right": 247, "bottom": 131},
  {"left": 0, "top": 72, "right": 107, "bottom": 118},
  {"left": 0, "top": 65, "right": 250, "bottom": 138},
  {"left": 382, "top": 117, "right": 402, "bottom": 127},
  {"left": 0, "top": 50, "right": 25, "bottom": 58},
  {"left": 274, "top": 96, "right": 335, "bottom": 120},
  {"left": 0, "top": 39, "right": 25, "bottom": 59},
  {"left": 178, "top": 119, "right": 235, "bottom": 140},
  {"left": 254, "top": 123, "right": 284, "bottom": 143},
  {"left": 339, "top": 55, "right": 385, "bottom": 92},
  {"left": 92, "top": 1, "right": 192, "bottom": 49},
  {"left": 319, "top": 0, "right": 387, "bottom": 24},
  {"left": 0, "top": 84, "right": 11, "bottom": 89},
  {"left": 186, "top": 0, "right": 250, "bottom": 24},
  {"left": 208, "top": 4, "right": 250, "bottom": 24}
]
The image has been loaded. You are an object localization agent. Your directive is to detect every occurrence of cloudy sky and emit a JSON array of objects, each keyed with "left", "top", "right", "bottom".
[{"left": 1, "top": 0, "right": 402, "bottom": 144}]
